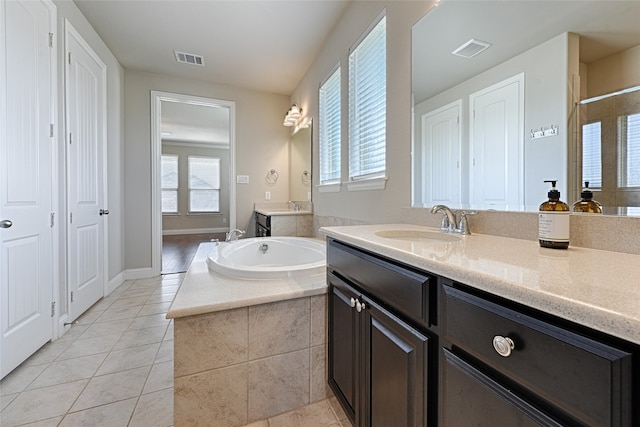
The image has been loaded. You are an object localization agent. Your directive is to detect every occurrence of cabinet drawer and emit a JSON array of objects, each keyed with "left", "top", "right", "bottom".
[
  {"left": 327, "top": 238, "right": 434, "bottom": 326},
  {"left": 443, "top": 286, "right": 632, "bottom": 427},
  {"left": 255, "top": 212, "right": 270, "bottom": 228}
]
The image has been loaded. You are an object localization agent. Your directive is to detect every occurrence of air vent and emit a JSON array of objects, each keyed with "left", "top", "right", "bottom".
[
  {"left": 174, "top": 50, "right": 205, "bottom": 66},
  {"left": 452, "top": 39, "right": 491, "bottom": 58}
]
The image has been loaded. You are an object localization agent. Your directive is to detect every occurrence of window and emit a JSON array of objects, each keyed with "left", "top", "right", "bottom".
[
  {"left": 319, "top": 66, "right": 341, "bottom": 185},
  {"left": 582, "top": 121, "right": 602, "bottom": 188},
  {"left": 161, "top": 155, "right": 178, "bottom": 213},
  {"left": 348, "top": 14, "right": 386, "bottom": 186},
  {"left": 188, "top": 156, "right": 220, "bottom": 213},
  {"left": 618, "top": 113, "right": 640, "bottom": 188}
]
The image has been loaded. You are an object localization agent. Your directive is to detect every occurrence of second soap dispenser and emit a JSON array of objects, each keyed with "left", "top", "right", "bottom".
[
  {"left": 539, "top": 180, "right": 570, "bottom": 249},
  {"left": 572, "top": 182, "right": 602, "bottom": 214}
]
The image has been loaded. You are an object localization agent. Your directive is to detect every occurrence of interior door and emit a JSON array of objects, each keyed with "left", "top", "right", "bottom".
[
  {"left": 470, "top": 74, "right": 523, "bottom": 207},
  {"left": 0, "top": 0, "right": 55, "bottom": 379},
  {"left": 66, "top": 24, "right": 106, "bottom": 321}
]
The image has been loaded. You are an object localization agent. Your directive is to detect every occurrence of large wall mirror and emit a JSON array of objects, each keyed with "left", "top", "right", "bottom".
[
  {"left": 289, "top": 120, "right": 312, "bottom": 202},
  {"left": 411, "top": 0, "right": 640, "bottom": 214}
]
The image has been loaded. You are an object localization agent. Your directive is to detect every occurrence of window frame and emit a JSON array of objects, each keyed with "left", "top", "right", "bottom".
[
  {"left": 187, "top": 155, "right": 221, "bottom": 214},
  {"left": 318, "top": 64, "right": 342, "bottom": 191},
  {"left": 161, "top": 154, "right": 179, "bottom": 214}
]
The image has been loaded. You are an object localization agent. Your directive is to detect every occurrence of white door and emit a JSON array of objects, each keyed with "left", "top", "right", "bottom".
[
  {"left": 470, "top": 74, "right": 524, "bottom": 207},
  {"left": 66, "top": 24, "right": 106, "bottom": 321},
  {"left": 421, "top": 101, "right": 462, "bottom": 206},
  {"left": 0, "top": 0, "right": 56, "bottom": 379}
]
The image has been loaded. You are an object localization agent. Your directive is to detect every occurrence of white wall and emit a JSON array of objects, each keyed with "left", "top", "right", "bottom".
[
  {"left": 290, "top": 1, "right": 432, "bottom": 225},
  {"left": 123, "top": 70, "right": 291, "bottom": 270},
  {"left": 53, "top": 0, "right": 124, "bottom": 312}
]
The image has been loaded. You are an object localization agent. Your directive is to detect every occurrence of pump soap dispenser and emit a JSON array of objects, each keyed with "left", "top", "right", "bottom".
[
  {"left": 572, "top": 182, "right": 602, "bottom": 214},
  {"left": 539, "top": 180, "right": 570, "bottom": 249}
]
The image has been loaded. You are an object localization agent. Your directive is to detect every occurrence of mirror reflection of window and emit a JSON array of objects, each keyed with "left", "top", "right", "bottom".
[
  {"left": 582, "top": 122, "right": 602, "bottom": 189},
  {"left": 161, "top": 154, "right": 179, "bottom": 213},
  {"left": 618, "top": 113, "right": 640, "bottom": 188}
]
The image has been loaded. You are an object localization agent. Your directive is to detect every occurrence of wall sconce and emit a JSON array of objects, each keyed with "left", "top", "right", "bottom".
[{"left": 283, "top": 104, "right": 302, "bottom": 127}]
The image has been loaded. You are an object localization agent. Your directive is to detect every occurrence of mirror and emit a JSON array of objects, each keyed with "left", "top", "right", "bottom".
[
  {"left": 411, "top": 0, "right": 640, "bottom": 212},
  {"left": 289, "top": 120, "right": 312, "bottom": 202}
]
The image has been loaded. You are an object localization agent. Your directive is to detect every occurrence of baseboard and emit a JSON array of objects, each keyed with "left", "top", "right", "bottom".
[
  {"left": 162, "top": 227, "right": 228, "bottom": 236},
  {"left": 124, "top": 267, "right": 156, "bottom": 280},
  {"left": 106, "top": 271, "right": 125, "bottom": 296}
]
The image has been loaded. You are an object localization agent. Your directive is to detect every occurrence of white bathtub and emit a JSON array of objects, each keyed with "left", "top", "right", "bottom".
[{"left": 206, "top": 237, "right": 326, "bottom": 279}]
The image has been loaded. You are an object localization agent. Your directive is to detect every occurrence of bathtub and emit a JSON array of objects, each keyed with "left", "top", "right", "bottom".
[{"left": 206, "top": 237, "right": 326, "bottom": 279}]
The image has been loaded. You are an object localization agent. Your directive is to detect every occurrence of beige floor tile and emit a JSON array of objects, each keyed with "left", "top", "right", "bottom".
[
  {"left": 79, "top": 318, "right": 134, "bottom": 340},
  {"left": 27, "top": 353, "right": 107, "bottom": 390},
  {"left": 112, "top": 325, "right": 168, "bottom": 351},
  {"left": 142, "top": 361, "right": 173, "bottom": 394},
  {"left": 163, "top": 321, "right": 174, "bottom": 341},
  {"left": 97, "top": 305, "right": 144, "bottom": 322},
  {"left": 0, "top": 363, "right": 48, "bottom": 396},
  {"left": 129, "top": 388, "right": 173, "bottom": 427},
  {"left": 146, "top": 292, "right": 176, "bottom": 304},
  {"left": 21, "top": 340, "right": 72, "bottom": 367},
  {"left": 0, "top": 392, "right": 18, "bottom": 411},
  {"left": 95, "top": 343, "right": 160, "bottom": 376},
  {"left": 75, "top": 309, "right": 103, "bottom": 325},
  {"left": 155, "top": 340, "right": 174, "bottom": 364},
  {"left": 70, "top": 366, "right": 150, "bottom": 412},
  {"left": 0, "top": 379, "right": 88, "bottom": 426},
  {"left": 120, "top": 287, "right": 156, "bottom": 299},
  {"left": 138, "top": 302, "right": 171, "bottom": 317},
  {"left": 109, "top": 295, "right": 152, "bottom": 309},
  {"left": 57, "top": 333, "right": 121, "bottom": 361},
  {"left": 17, "top": 416, "right": 64, "bottom": 426},
  {"left": 59, "top": 398, "right": 137, "bottom": 427},
  {"left": 127, "top": 313, "right": 171, "bottom": 331}
]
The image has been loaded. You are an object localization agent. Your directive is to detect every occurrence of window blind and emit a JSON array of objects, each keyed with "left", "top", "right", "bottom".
[
  {"left": 188, "top": 156, "right": 220, "bottom": 213},
  {"left": 618, "top": 113, "right": 640, "bottom": 188},
  {"left": 349, "top": 15, "right": 386, "bottom": 181},
  {"left": 319, "top": 66, "right": 341, "bottom": 184},
  {"left": 582, "top": 121, "right": 602, "bottom": 188},
  {"left": 161, "top": 155, "right": 178, "bottom": 213}
]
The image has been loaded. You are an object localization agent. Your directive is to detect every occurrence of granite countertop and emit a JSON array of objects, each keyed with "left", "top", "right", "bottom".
[
  {"left": 166, "top": 242, "right": 326, "bottom": 319},
  {"left": 254, "top": 208, "right": 312, "bottom": 216},
  {"left": 320, "top": 223, "right": 640, "bottom": 345}
]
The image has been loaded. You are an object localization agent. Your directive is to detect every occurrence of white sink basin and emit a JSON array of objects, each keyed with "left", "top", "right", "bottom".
[{"left": 375, "top": 229, "right": 462, "bottom": 243}]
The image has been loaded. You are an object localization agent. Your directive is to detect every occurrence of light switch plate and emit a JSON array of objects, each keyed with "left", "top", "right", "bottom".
[{"left": 236, "top": 175, "right": 249, "bottom": 184}]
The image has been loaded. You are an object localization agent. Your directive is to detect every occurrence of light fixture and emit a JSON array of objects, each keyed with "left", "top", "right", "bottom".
[{"left": 283, "top": 104, "right": 303, "bottom": 127}]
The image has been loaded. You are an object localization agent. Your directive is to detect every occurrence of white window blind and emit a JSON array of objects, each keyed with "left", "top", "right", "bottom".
[
  {"left": 348, "top": 14, "right": 386, "bottom": 182},
  {"left": 188, "top": 156, "right": 220, "bottom": 213},
  {"left": 319, "top": 66, "right": 341, "bottom": 185},
  {"left": 161, "top": 155, "right": 178, "bottom": 213},
  {"left": 618, "top": 113, "right": 640, "bottom": 188},
  {"left": 582, "top": 121, "right": 602, "bottom": 188}
]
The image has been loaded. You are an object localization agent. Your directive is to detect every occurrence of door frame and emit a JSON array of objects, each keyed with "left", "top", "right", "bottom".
[
  {"left": 150, "top": 91, "right": 236, "bottom": 277},
  {"left": 63, "top": 19, "right": 108, "bottom": 322}
]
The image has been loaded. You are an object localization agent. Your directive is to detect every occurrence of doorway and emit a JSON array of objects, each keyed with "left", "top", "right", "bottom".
[{"left": 151, "top": 92, "right": 236, "bottom": 276}]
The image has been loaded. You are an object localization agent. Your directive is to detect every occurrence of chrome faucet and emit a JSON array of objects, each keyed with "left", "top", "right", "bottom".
[
  {"left": 430, "top": 205, "right": 476, "bottom": 235},
  {"left": 225, "top": 229, "right": 245, "bottom": 242},
  {"left": 288, "top": 200, "right": 299, "bottom": 211}
]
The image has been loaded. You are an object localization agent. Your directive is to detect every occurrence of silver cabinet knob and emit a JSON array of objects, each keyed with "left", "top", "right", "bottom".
[
  {"left": 493, "top": 335, "right": 515, "bottom": 357},
  {"left": 355, "top": 300, "right": 366, "bottom": 313},
  {"left": 350, "top": 297, "right": 356, "bottom": 308},
  {"left": 99, "top": 209, "right": 109, "bottom": 216},
  {"left": 0, "top": 219, "right": 13, "bottom": 229}
]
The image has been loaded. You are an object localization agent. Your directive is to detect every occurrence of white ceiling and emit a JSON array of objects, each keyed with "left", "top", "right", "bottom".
[
  {"left": 161, "top": 101, "right": 230, "bottom": 146},
  {"left": 413, "top": 0, "right": 640, "bottom": 103},
  {"left": 73, "top": 0, "right": 351, "bottom": 96}
]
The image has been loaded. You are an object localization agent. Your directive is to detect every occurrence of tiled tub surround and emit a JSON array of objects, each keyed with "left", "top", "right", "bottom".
[
  {"left": 167, "top": 242, "right": 329, "bottom": 426},
  {"left": 321, "top": 223, "right": 640, "bottom": 346},
  {"left": 255, "top": 202, "right": 313, "bottom": 237}
]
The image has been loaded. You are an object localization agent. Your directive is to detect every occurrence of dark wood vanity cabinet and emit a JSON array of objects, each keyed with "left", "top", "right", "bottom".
[{"left": 327, "top": 238, "right": 433, "bottom": 427}]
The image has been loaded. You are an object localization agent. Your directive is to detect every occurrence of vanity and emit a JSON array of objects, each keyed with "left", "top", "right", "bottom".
[
  {"left": 254, "top": 203, "right": 313, "bottom": 237},
  {"left": 322, "top": 224, "right": 640, "bottom": 427}
]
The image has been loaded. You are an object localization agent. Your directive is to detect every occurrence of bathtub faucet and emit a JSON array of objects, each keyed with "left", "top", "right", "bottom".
[
  {"left": 225, "top": 229, "right": 245, "bottom": 242},
  {"left": 288, "top": 200, "right": 299, "bottom": 211}
]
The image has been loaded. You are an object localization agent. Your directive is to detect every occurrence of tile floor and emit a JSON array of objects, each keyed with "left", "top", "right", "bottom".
[{"left": 0, "top": 274, "right": 350, "bottom": 427}]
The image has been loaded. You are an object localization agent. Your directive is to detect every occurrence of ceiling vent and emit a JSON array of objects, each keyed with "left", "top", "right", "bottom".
[
  {"left": 174, "top": 50, "right": 205, "bottom": 66},
  {"left": 452, "top": 39, "right": 491, "bottom": 58}
]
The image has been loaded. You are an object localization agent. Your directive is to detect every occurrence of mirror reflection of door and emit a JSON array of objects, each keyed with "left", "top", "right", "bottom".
[
  {"left": 289, "top": 121, "right": 312, "bottom": 202},
  {"left": 160, "top": 99, "right": 231, "bottom": 274}
]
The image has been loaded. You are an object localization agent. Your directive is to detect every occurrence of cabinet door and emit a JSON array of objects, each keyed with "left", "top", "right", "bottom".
[
  {"left": 328, "top": 274, "right": 359, "bottom": 423},
  {"left": 363, "top": 298, "right": 429, "bottom": 427},
  {"left": 442, "top": 350, "right": 565, "bottom": 427}
]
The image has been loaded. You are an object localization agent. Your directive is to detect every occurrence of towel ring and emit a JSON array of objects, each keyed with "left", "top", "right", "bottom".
[
  {"left": 266, "top": 169, "right": 279, "bottom": 184},
  {"left": 301, "top": 170, "right": 311, "bottom": 185}
]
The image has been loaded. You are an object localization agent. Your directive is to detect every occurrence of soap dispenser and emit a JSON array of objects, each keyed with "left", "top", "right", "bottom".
[
  {"left": 572, "top": 182, "right": 602, "bottom": 214},
  {"left": 539, "top": 180, "right": 570, "bottom": 249}
]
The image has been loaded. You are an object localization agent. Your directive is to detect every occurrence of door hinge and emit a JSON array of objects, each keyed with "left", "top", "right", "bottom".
[
  {"left": 68, "top": 52, "right": 72, "bottom": 65},
  {"left": 50, "top": 124, "right": 54, "bottom": 137},
  {"left": 70, "top": 212, "right": 73, "bottom": 224},
  {"left": 49, "top": 33, "right": 54, "bottom": 48},
  {"left": 51, "top": 301, "right": 56, "bottom": 317},
  {"left": 71, "top": 291, "right": 75, "bottom": 303},
  {"left": 50, "top": 213, "right": 55, "bottom": 228},
  {"left": 69, "top": 132, "right": 72, "bottom": 144}
]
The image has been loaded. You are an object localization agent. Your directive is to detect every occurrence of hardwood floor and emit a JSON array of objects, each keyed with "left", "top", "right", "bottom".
[{"left": 161, "top": 233, "right": 226, "bottom": 274}]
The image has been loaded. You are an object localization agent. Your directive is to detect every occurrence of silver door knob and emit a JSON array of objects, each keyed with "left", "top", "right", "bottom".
[
  {"left": 492, "top": 335, "right": 515, "bottom": 357},
  {"left": 0, "top": 220, "right": 12, "bottom": 229},
  {"left": 350, "top": 297, "right": 356, "bottom": 308},
  {"left": 99, "top": 209, "right": 109, "bottom": 216},
  {"left": 355, "top": 300, "right": 366, "bottom": 313}
]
